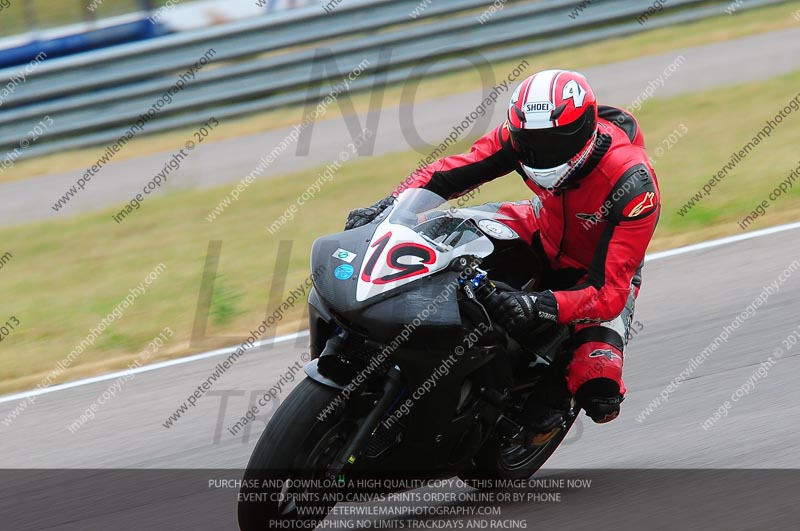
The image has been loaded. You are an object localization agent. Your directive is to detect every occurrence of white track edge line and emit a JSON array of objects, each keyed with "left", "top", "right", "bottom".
[
  {"left": 2, "top": 220, "right": 799, "bottom": 404},
  {"left": 646, "top": 221, "right": 800, "bottom": 262},
  {"left": 0, "top": 330, "right": 309, "bottom": 404}
]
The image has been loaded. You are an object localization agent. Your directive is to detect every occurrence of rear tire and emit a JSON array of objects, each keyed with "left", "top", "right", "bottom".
[{"left": 237, "top": 378, "right": 352, "bottom": 531}]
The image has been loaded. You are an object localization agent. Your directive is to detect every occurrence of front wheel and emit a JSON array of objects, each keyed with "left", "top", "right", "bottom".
[{"left": 237, "top": 378, "right": 355, "bottom": 531}]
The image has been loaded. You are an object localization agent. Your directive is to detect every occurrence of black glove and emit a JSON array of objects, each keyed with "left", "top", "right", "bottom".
[
  {"left": 344, "top": 195, "right": 395, "bottom": 230},
  {"left": 484, "top": 290, "right": 558, "bottom": 330}
]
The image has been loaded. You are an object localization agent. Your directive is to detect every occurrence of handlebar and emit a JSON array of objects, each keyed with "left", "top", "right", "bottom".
[{"left": 457, "top": 265, "right": 496, "bottom": 303}]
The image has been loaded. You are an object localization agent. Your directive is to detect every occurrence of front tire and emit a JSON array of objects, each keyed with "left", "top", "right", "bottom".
[{"left": 237, "top": 378, "right": 353, "bottom": 531}]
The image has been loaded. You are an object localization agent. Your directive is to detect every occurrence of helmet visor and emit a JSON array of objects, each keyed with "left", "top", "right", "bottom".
[
  {"left": 511, "top": 106, "right": 596, "bottom": 169},
  {"left": 519, "top": 130, "right": 596, "bottom": 189}
]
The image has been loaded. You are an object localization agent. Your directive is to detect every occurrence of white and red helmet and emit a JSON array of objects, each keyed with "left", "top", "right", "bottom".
[{"left": 507, "top": 69, "right": 598, "bottom": 189}]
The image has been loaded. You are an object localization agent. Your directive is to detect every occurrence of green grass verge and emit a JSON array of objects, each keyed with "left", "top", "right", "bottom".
[
  {"left": 1, "top": 2, "right": 798, "bottom": 183},
  {"left": 1, "top": 68, "right": 798, "bottom": 394}
]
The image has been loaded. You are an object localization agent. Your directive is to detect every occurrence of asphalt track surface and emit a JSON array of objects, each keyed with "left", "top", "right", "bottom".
[
  {"left": 3, "top": 25, "right": 800, "bottom": 226},
  {"left": 2, "top": 225, "right": 800, "bottom": 530},
  {"left": 4, "top": 20, "right": 800, "bottom": 531}
]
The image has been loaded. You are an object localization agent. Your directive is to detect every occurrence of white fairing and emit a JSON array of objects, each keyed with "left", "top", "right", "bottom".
[{"left": 355, "top": 217, "right": 494, "bottom": 302}]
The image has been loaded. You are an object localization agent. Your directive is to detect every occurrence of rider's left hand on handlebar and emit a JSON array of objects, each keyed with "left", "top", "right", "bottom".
[
  {"left": 484, "top": 290, "right": 558, "bottom": 329},
  {"left": 344, "top": 195, "right": 395, "bottom": 230}
]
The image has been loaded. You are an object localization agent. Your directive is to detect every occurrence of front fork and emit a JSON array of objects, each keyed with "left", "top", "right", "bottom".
[{"left": 326, "top": 366, "right": 404, "bottom": 479}]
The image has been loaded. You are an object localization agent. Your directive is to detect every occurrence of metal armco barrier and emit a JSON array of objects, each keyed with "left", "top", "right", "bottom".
[{"left": 0, "top": 0, "right": 791, "bottom": 159}]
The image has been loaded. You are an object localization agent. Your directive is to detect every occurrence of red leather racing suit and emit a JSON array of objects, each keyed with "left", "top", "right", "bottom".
[{"left": 393, "top": 106, "right": 661, "bottom": 396}]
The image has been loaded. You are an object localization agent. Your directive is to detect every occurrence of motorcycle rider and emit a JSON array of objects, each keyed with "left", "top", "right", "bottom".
[{"left": 345, "top": 69, "right": 660, "bottom": 431}]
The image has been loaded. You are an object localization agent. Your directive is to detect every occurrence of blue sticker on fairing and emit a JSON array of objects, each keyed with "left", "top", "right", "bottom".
[{"left": 334, "top": 264, "right": 354, "bottom": 280}]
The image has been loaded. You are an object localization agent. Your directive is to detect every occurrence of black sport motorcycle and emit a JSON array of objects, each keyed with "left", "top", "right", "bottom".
[{"left": 238, "top": 188, "right": 579, "bottom": 530}]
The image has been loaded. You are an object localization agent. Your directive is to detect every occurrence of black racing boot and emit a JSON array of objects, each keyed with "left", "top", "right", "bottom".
[
  {"left": 575, "top": 378, "right": 624, "bottom": 424},
  {"left": 520, "top": 376, "right": 571, "bottom": 444}
]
